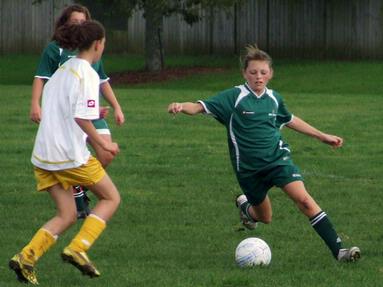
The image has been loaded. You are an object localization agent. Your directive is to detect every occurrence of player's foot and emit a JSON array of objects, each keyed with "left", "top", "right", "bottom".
[
  {"left": 61, "top": 247, "right": 100, "bottom": 278},
  {"left": 9, "top": 253, "right": 39, "bottom": 285},
  {"left": 236, "top": 194, "right": 257, "bottom": 230},
  {"left": 73, "top": 186, "right": 91, "bottom": 219},
  {"left": 337, "top": 247, "right": 361, "bottom": 262}
]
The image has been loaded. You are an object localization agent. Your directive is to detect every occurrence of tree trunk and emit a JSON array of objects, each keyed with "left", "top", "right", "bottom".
[{"left": 144, "top": 3, "right": 164, "bottom": 72}]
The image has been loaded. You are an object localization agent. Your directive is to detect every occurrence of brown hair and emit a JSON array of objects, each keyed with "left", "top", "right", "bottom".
[
  {"left": 54, "top": 4, "right": 91, "bottom": 32},
  {"left": 53, "top": 20, "right": 105, "bottom": 51},
  {"left": 240, "top": 44, "right": 273, "bottom": 70}
]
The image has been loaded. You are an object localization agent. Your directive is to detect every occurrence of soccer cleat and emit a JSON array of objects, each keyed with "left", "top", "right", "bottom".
[
  {"left": 61, "top": 247, "right": 100, "bottom": 278},
  {"left": 235, "top": 194, "right": 257, "bottom": 230},
  {"left": 9, "top": 253, "right": 39, "bottom": 285},
  {"left": 337, "top": 247, "right": 361, "bottom": 262}
]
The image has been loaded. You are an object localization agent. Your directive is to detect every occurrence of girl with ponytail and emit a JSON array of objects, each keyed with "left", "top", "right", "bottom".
[{"left": 9, "top": 20, "right": 121, "bottom": 284}]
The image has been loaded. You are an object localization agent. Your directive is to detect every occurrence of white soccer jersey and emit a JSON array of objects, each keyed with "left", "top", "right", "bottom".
[{"left": 31, "top": 58, "right": 100, "bottom": 170}]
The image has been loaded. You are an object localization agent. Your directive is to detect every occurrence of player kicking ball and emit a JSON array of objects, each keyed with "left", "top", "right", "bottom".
[
  {"left": 9, "top": 21, "right": 120, "bottom": 285},
  {"left": 168, "top": 44, "right": 360, "bottom": 263}
]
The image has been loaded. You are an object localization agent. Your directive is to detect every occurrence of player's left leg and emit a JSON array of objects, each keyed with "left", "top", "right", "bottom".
[
  {"left": 62, "top": 173, "right": 120, "bottom": 277},
  {"left": 236, "top": 173, "right": 274, "bottom": 229},
  {"left": 282, "top": 181, "right": 360, "bottom": 262}
]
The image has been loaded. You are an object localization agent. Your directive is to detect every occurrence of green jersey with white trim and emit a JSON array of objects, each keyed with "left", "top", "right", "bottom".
[
  {"left": 35, "top": 41, "right": 108, "bottom": 82},
  {"left": 199, "top": 83, "right": 294, "bottom": 178}
]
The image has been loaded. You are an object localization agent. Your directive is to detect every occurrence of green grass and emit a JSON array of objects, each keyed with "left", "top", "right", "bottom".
[{"left": 0, "top": 55, "right": 382, "bottom": 286}]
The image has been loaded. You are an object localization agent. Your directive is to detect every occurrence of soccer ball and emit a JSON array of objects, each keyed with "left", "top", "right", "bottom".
[{"left": 235, "top": 237, "right": 271, "bottom": 267}]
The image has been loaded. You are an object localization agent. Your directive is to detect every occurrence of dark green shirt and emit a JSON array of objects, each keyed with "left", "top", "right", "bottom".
[
  {"left": 35, "top": 41, "right": 108, "bottom": 82},
  {"left": 199, "top": 84, "right": 294, "bottom": 178}
]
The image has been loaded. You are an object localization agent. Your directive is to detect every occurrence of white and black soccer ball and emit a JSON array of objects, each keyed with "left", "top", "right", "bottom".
[{"left": 235, "top": 237, "right": 271, "bottom": 267}]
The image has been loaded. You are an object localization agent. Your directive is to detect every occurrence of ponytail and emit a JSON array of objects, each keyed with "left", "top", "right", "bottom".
[{"left": 53, "top": 20, "right": 105, "bottom": 51}]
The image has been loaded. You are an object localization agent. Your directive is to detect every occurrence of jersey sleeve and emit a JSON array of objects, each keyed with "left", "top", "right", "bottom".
[
  {"left": 74, "top": 67, "right": 100, "bottom": 120},
  {"left": 198, "top": 88, "right": 238, "bottom": 125},
  {"left": 35, "top": 42, "right": 60, "bottom": 79},
  {"left": 275, "top": 92, "right": 293, "bottom": 129}
]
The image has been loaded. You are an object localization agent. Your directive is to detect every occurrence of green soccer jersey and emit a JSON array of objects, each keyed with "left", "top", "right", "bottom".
[
  {"left": 199, "top": 83, "right": 294, "bottom": 178},
  {"left": 35, "top": 41, "right": 108, "bottom": 82}
]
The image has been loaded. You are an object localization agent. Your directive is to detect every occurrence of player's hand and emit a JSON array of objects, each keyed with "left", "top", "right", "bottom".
[
  {"left": 168, "top": 103, "right": 183, "bottom": 114},
  {"left": 100, "top": 106, "right": 110, "bottom": 119},
  {"left": 104, "top": 142, "right": 119, "bottom": 155},
  {"left": 114, "top": 108, "right": 125, "bottom": 126},
  {"left": 321, "top": 134, "right": 343, "bottom": 148},
  {"left": 30, "top": 105, "right": 41, "bottom": 123}
]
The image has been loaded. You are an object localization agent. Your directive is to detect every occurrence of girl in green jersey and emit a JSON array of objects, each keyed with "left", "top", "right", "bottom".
[{"left": 168, "top": 44, "right": 360, "bottom": 262}]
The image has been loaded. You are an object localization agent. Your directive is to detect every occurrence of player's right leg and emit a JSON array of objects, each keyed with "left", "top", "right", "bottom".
[
  {"left": 236, "top": 194, "right": 272, "bottom": 229},
  {"left": 9, "top": 183, "right": 76, "bottom": 284},
  {"left": 236, "top": 174, "right": 273, "bottom": 229}
]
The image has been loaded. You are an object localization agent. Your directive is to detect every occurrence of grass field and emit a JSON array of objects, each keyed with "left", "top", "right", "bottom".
[{"left": 0, "top": 54, "right": 382, "bottom": 286}]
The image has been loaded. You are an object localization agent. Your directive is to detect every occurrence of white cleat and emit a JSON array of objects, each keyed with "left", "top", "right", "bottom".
[{"left": 337, "top": 247, "right": 361, "bottom": 262}]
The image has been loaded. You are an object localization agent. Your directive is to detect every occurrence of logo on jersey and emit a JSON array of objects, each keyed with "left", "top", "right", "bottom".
[
  {"left": 87, "top": 100, "right": 96, "bottom": 108},
  {"left": 242, "top": 111, "right": 255, "bottom": 115}
]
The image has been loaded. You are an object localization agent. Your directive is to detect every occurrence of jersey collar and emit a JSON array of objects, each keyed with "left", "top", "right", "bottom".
[{"left": 244, "top": 83, "right": 267, "bottom": 98}]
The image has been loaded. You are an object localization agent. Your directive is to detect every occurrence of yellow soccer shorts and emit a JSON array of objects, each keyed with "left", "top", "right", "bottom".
[{"left": 34, "top": 156, "right": 106, "bottom": 191}]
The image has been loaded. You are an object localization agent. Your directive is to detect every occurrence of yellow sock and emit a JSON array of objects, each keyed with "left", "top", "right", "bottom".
[
  {"left": 21, "top": 228, "right": 56, "bottom": 265},
  {"left": 68, "top": 214, "right": 106, "bottom": 253}
]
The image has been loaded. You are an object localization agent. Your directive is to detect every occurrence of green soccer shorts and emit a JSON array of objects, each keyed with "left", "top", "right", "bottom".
[{"left": 237, "top": 164, "right": 304, "bottom": 206}]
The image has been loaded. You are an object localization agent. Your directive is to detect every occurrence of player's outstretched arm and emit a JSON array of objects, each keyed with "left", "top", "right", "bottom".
[
  {"left": 168, "top": 102, "right": 204, "bottom": 115},
  {"left": 286, "top": 116, "right": 343, "bottom": 148}
]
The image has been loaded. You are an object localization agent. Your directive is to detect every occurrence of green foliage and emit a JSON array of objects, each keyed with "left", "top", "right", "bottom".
[{"left": 76, "top": 0, "right": 242, "bottom": 24}]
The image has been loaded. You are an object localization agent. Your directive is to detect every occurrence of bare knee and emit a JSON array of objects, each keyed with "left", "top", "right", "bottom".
[
  {"left": 97, "top": 186, "right": 121, "bottom": 208},
  {"left": 249, "top": 207, "right": 272, "bottom": 224},
  {"left": 296, "top": 196, "right": 320, "bottom": 217},
  {"left": 57, "top": 210, "right": 77, "bottom": 228},
  {"left": 113, "top": 191, "right": 121, "bottom": 208},
  {"left": 249, "top": 199, "right": 272, "bottom": 224},
  {"left": 257, "top": 215, "right": 272, "bottom": 224},
  {"left": 298, "top": 196, "right": 311, "bottom": 210},
  {"left": 65, "top": 211, "right": 77, "bottom": 226}
]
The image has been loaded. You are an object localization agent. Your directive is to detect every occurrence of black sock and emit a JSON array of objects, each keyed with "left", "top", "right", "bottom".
[
  {"left": 310, "top": 211, "right": 342, "bottom": 258},
  {"left": 73, "top": 186, "right": 87, "bottom": 213}
]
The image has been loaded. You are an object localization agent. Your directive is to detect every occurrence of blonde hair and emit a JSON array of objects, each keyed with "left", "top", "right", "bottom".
[{"left": 240, "top": 44, "right": 272, "bottom": 70}]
